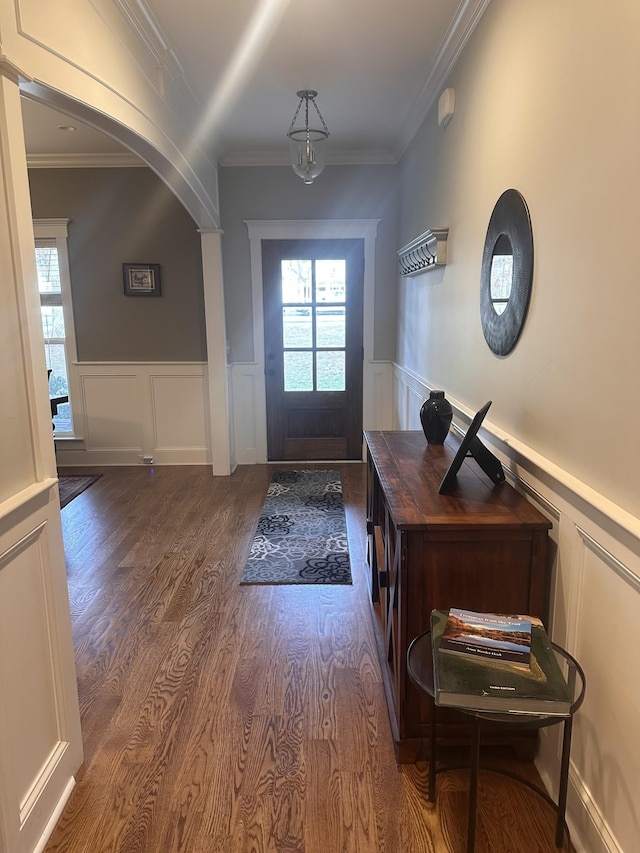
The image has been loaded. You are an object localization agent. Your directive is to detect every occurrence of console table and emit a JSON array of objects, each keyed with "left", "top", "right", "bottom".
[{"left": 364, "top": 430, "right": 552, "bottom": 763}]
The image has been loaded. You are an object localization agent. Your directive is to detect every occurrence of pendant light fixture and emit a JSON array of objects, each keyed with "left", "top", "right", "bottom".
[{"left": 287, "top": 89, "right": 330, "bottom": 185}]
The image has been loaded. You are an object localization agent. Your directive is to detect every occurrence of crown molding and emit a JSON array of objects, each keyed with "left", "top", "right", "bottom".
[
  {"left": 394, "top": 0, "right": 492, "bottom": 159},
  {"left": 27, "top": 152, "right": 146, "bottom": 169},
  {"left": 17, "top": 0, "right": 491, "bottom": 173},
  {"left": 112, "top": 0, "right": 200, "bottom": 103},
  {"left": 219, "top": 148, "right": 397, "bottom": 168}
]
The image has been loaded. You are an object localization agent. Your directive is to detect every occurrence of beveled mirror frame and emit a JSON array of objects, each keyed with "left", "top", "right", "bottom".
[{"left": 480, "top": 189, "right": 533, "bottom": 356}]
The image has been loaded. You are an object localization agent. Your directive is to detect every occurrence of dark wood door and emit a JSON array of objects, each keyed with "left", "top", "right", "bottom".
[{"left": 262, "top": 239, "right": 364, "bottom": 461}]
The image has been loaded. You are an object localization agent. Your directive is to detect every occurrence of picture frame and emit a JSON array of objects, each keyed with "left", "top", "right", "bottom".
[{"left": 123, "top": 263, "right": 161, "bottom": 297}]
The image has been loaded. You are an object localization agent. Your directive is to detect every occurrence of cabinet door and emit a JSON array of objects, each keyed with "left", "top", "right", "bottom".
[{"left": 384, "top": 525, "right": 403, "bottom": 722}]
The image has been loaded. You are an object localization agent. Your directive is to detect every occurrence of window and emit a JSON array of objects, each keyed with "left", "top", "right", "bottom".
[
  {"left": 281, "top": 258, "right": 347, "bottom": 392},
  {"left": 33, "top": 219, "right": 77, "bottom": 435}
]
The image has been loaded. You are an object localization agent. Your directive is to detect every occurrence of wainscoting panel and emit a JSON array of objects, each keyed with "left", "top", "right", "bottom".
[
  {"left": 81, "top": 373, "right": 142, "bottom": 451},
  {"left": 363, "top": 358, "right": 395, "bottom": 449},
  {"left": 367, "top": 361, "right": 395, "bottom": 432},
  {"left": 394, "top": 364, "right": 432, "bottom": 431},
  {"left": 55, "top": 363, "right": 210, "bottom": 467},
  {"left": 407, "top": 384, "right": 424, "bottom": 431},
  {"left": 0, "top": 487, "right": 82, "bottom": 852},
  {"left": 230, "top": 360, "right": 395, "bottom": 465},
  {"left": 393, "top": 362, "right": 640, "bottom": 853},
  {"left": 0, "top": 524, "right": 60, "bottom": 807},
  {"left": 570, "top": 531, "right": 640, "bottom": 853},
  {"left": 230, "top": 363, "right": 263, "bottom": 465},
  {"left": 57, "top": 360, "right": 396, "bottom": 468},
  {"left": 150, "top": 374, "right": 208, "bottom": 457}
]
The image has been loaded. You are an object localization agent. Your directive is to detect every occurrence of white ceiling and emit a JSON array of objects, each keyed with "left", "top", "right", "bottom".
[{"left": 21, "top": 0, "right": 488, "bottom": 167}]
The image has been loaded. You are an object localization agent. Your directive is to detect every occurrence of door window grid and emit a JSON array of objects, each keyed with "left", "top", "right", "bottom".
[{"left": 281, "top": 258, "right": 346, "bottom": 392}]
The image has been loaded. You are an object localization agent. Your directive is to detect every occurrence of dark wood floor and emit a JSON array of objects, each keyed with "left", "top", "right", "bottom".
[{"left": 44, "top": 463, "right": 572, "bottom": 852}]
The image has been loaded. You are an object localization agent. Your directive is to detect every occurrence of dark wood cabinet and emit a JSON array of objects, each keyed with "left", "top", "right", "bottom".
[{"left": 364, "top": 430, "right": 552, "bottom": 763}]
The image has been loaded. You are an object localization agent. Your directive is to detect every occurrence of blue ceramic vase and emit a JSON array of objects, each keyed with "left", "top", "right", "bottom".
[{"left": 419, "top": 390, "right": 453, "bottom": 444}]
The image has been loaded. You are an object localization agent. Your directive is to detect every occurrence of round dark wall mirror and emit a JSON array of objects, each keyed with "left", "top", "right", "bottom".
[{"left": 480, "top": 189, "right": 533, "bottom": 355}]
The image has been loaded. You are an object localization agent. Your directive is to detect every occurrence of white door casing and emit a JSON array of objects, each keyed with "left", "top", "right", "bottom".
[
  {"left": 245, "top": 219, "right": 379, "bottom": 463},
  {"left": 0, "top": 67, "right": 83, "bottom": 853}
]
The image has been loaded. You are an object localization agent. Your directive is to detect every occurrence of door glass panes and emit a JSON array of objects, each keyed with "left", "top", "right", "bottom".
[
  {"left": 316, "top": 306, "right": 345, "bottom": 347},
  {"left": 317, "top": 351, "right": 345, "bottom": 391},
  {"left": 281, "top": 256, "right": 347, "bottom": 393},
  {"left": 315, "top": 260, "right": 346, "bottom": 301},
  {"left": 283, "top": 306, "right": 312, "bottom": 348},
  {"left": 284, "top": 351, "right": 313, "bottom": 391},
  {"left": 281, "top": 260, "right": 312, "bottom": 303}
]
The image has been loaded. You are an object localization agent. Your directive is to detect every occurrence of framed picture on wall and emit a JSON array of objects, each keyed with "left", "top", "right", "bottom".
[{"left": 123, "top": 263, "right": 161, "bottom": 297}]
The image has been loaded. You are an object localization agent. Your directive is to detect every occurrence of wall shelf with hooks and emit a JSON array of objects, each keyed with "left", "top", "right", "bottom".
[{"left": 398, "top": 228, "right": 448, "bottom": 276}]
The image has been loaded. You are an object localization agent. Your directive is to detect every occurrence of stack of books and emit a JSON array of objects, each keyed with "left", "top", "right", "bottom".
[{"left": 431, "top": 608, "right": 573, "bottom": 716}]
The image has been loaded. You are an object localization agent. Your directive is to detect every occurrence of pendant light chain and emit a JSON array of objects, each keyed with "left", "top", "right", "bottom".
[
  {"left": 287, "top": 97, "right": 305, "bottom": 136},
  {"left": 313, "top": 97, "right": 329, "bottom": 136},
  {"left": 286, "top": 89, "right": 330, "bottom": 184},
  {"left": 287, "top": 90, "right": 330, "bottom": 137}
]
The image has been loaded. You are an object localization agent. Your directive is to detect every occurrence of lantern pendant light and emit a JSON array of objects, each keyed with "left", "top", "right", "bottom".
[{"left": 287, "top": 89, "right": 330, "bottom": 185}]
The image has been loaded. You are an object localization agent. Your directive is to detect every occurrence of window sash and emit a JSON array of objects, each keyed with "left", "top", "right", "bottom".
[{"left": 34, "top": 221, "right": 77, "bottom": 437}]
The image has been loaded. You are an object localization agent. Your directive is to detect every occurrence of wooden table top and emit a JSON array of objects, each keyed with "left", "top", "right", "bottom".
[{"left": 364, "top": 430, "right": 551, "bottom": 532}]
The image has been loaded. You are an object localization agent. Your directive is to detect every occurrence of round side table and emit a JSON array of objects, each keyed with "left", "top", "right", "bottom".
[{"left": 407, "top": 631, "right": 585, "bottom": 853}]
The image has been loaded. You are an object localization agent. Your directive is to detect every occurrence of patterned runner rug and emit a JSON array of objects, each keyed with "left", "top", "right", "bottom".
[
  {"left": 240, "top": 469, "right": 352, "bottom": 585},
  {"left": 58, "top": 474, "right": 102, "bottom": 509}
]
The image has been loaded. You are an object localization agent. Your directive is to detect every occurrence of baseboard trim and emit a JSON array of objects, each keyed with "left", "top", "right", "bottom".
[{"left": 31, "top": 776, "right": 76, "bottom": 853}]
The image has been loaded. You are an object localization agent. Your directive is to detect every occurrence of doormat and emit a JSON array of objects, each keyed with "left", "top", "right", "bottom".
[
  {"left": 240, "top": 470, "right": 352, "bottom": 585},
  {"left": 58, "top": 474, "right": 102, "bottom": 509}
]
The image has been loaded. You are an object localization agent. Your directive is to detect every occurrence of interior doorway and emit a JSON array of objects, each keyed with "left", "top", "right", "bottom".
[{"left": 262, "top": 238, "right": 364, "bottom": 460}]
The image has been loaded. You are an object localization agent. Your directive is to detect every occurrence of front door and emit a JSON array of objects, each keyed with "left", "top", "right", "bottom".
[{"left": 262, "top": 238, "right": 364, "bottom": 461}]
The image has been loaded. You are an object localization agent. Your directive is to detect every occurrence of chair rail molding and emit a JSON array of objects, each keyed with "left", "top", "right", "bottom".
[{"left": 391, "top": 359, "right": 640, "bottom": 853}]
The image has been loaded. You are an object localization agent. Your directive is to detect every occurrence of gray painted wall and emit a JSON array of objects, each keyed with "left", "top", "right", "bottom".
[
  {"left": 218, "top": 164, "right": 399, "bottom": 364},
  {"left": 395, "top": 0, "right": 640, "bottom": 520},
  {"left": 28, "top": 168, "right": 207, "bottom": 362}
]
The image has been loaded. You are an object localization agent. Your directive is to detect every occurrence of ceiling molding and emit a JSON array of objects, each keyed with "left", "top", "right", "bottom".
[
  {"left": 219, "top": 149, "right": 397, "bottom": 168},
  {"left": 19, "top": 1, "right": 491, "bottom": 174},
  {"left": 112, "top": 1, "right": 490, "bottom": 166},
  {"left": 394, "top": 0, "right": 493, "bottom": 160},
  {"left": 112, "top": 0, "right": 200, "bottom": 103},
  {"left": 27, "top": 152, "right": 145, "bottom": 169}
]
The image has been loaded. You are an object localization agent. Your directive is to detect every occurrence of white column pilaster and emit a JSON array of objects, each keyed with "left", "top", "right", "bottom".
[{"left": 199, "top": 228, "right": 231, "bottom": 475}]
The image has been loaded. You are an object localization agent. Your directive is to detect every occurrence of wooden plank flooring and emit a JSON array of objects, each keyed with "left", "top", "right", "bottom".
[{"left": 44, "top": 463, "right": 573, "bottom": 852}]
